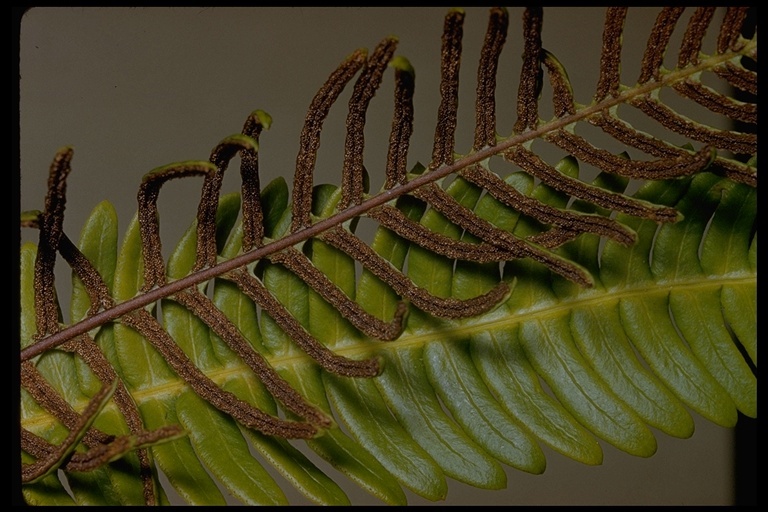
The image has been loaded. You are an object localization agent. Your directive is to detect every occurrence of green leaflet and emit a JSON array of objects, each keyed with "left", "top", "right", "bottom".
[
  {"left": 375, "top": 347, "right": 507, "bottom": 490},
  {"left": 469, "top": 328, "right": 604, "bottom": 466},
  {"left": 259, "top": 220, "right": 407, "bottom": 504},
  {"left": 605, "top": 177, "right": 740, "bottom": 427},
  {"left": 323, "top": 372, "right": 448, "bottom": 501},
  {"left": 19, "top": 243, "right": 38, "bottom": 349},
  {"left": 701, "top": 182, "right": 757, "bottom": 367},
  {"left": 176, "top": 390, "right": 288, "bottom": 505},
  {"left": 71, "top": 201, "right": 118, "bottom": 397},
  {"left": 21, "top": 161, "right": 757, "bottom": 504},
  {"left": 70, "top": 200, "right": 118, "bottom": 312},
  {"left": 278, "top": 363, "right": 408, "bottom": 505},
  {"left": 21, "top": 469, "right": 77, "bottom": 506},
  {"left": 568, "top": 304, "right": 695, "bottom": 438},
  {"left": 66, "top": 407, "right": 153, "bottom": 506},
  {"left": 163, "top": 191, "right": 351, "bottom": 505},
  {"left": 112, "top": 215, "right": 177, "bottom": 390},
  {"left": 19, "top": 7, "right": 758, "bottom": 506},
  {"left": 20, "top": 242, "right": 150, "bottom": 506},
  {"left": 140, "top": 400, "right": 227, "bottom": 506},
  {"left": 223, "top": 378, "right": 350, "bottom": 506},
  {"left": 383, "top": 176, "right": 506, "bottom": 490},
  {"left": 424, "top": 340, "right": 547, "bottom": 474}
]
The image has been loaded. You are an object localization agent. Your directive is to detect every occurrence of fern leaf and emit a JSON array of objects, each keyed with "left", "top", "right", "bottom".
[{"left": 18, "top": 7, "right": 755, "bottom": 505}]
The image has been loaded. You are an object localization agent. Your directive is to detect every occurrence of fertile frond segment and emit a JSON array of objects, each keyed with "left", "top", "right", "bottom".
[{"left": 20, "top": 7, "right": 756, "bottom": 505}]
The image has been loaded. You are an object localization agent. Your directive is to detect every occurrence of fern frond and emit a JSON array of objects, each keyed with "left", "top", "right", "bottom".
[{"left": 19, "top": 6, "right": 755, "bottom": 505}]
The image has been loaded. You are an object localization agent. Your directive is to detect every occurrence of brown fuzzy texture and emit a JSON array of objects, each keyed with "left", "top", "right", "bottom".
[
  {"left": 228, "top": 269, "right": 381, "bottom": 378},
  {"left": 718, "top": 7, "right": 749, "bottom": 54},
  {"left": 21, "top": 379, "right": 116, "bottom": 483},
  {"left": 121, "top": 309, "right": 319, "bottom": 439},
  {"left": 340, "top": 37, "right": 398, "bottom": 209},
  {"left": 715, "top": 63, "right": 757, "bottom": 96},
  {"left": 322, "top": 227, "right": 512, "bottom": 317},
  {"left": 506, "top": 146, "right": 680, "bottom": 223},
  {"left": 629, "top": 96, "right": 756, "bottom": 155},
  {"left": 291, "top": 50, "right": 367, "bottom": 232},
  {"left": 430, "top": 9, "right": 464, "bottom": 170},
  {"left": 34, "top": 148, "right": 73, "bottom": 337},
  {"left": 638, "top": 7, "right": 685, "bottom": 84},
  {"left": 594, "top": 7, "right": 627, "bottom": 102},
  {"left": 677, "top": 7, "right": 717, "bottom": 66},
  {"left": 172, "top": 288, "right": 332, "bottom": 426},
  {"left": 546, "top": 131, "right": 716, "bottom": 181},
  {"left": 240, "top": 113, "right": 266, "bottom": 251},
  {"left": 385, "top": 64, "right": 415, "bottom": 189},
  {"left": 137, "top": 162, "right": 214, "bottom": 290},
  {"left": 413, "top": 183, "right": 594, "bottom": 287},
  {"left": 369, "top": 205, "right": 511, "bottom": 262},
  {"left": 270, "top": 247, "right": 406, "bottom": 341},
  {"left": 473, "top": 7, "right": 508, "bottom": 151},
  {"left": 514, "top": 7, "right": 543, "bottom": 134},
  {"left": 673, "top": 81, "right": 757, "bottom": 124}
]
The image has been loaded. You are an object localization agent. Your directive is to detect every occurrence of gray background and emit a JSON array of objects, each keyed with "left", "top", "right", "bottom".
[{"left": 19, "top": 7, "right": 740, "bottom": 505}]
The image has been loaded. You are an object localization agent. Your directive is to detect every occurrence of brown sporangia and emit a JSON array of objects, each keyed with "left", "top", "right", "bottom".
[
  {"left": 677, "top": 7, "right": 717, "bottom": 67},
  {"left": 227, "top": 268, "right": 382, "bottom": 377},
  {"left": 673, "top": 9, "right": 756, "bottom": 125},
  {"left": 638, "top": 7, "right": 686, "bottom": 85},
  {"left": 199, "top": 134, "right": 259, "bottom": 270},
  {"left": 589, "top": 111, "right": 757, "bottom": 187},
  {"left": 630, "top": 7, "right": 756, "bottom": 156},
  {"left": 590, "top": 7, "right": 756, "bottom": 186},
  {"left": 62, "top": 335, "right": 161, "bottom": 505},
  {"left": 178, "top": 126, "right": 354, "bottom": 415},
  {"left": 714, "top": 60, "right": 756, "bottom": 96},
  {"left": 22, "top": 424, "right": 183, "bottom": 477},
  {"left": 459, "top": 164, "right": 637, "bottom": 245},
  {"left": 21, "top": 361, "right": 113, "bottom": 448},
  {"left": 120, "top": 308, "right": 320, "bottom": 438},
  {"left": 378, "top": 50, "right": 521, "bottom": 264},
  {"left": 21, "top": 365, "right": 179, "bottom": 505},
  {"left": 25, "top": 157, "right": 176, "bottom": 504},
  {"left": 33, "top": 147, "right": 73, "bottom": 338},
  {"left": 21, "top": 7, "right": 757, "bottom": 500},
  {"left": 629, "top": 96, "right": 756, "bottom": 155},
  {"left": 24, "top": 210, "right": 113, "bottom": 316},
  {"left": 673, "top": 80, "right": 756, "bottom": 125},
  {"left": 383, "top": 55, "right": 415, "bottom": 189},
  {"left": 376, "top": 7, "right": 594, "bottom": 287},
  {"left": 321, "top": 226, "right": 513, "bottom": 317},
  {"left": 21, "top": 378, "right": 118, "bottom": 483},
  {"left": 291, "top": 49, "right": 368, "bottom": 233},
  {"left": 137, "top": 161, "right": 218, "bottom": 291},
  {"left": 513, "top": 7, "right": 544, "bottom": 135},
  {"left": 268, "top": 247, "right": 407, "bottom": 341},
  {"left": 717, "top": 7, "right": 750, "bottom": 54},
  {"left": 239, "top": 111, "right": 268, "bottom": 251},
  {"left": 367, "top": 205, "right": 513, "bottom": 262},
  {"left": 170, "top": 288, "right": 332, "bottom": 426},
  {"left": 545, "top": 131, "right": 716, "bottom": 181},
  {"left": 505, "top": 146, "right": 681, "bottom": 223},
  {"left": 411, "top": 182, "right": 594, "bottom": 287},
  {"left": 473, "top": 7, "right": 508, "bottom": 151},
  {"left": 540, "top": 50, "right": 576, "bottom": 119},
  {"left": 594, "top": 7, "right": 627, "bottom": 102},
  {"left": 430, "top": 8, "right": 464, "bottom": 170},
  {"left": 340, "top": 37, "right": 398, "bottom": 209}
]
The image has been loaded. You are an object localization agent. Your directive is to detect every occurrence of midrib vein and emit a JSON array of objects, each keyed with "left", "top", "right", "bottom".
[{"left": 21, "top": 273, "right": 754, "bottom": 427}]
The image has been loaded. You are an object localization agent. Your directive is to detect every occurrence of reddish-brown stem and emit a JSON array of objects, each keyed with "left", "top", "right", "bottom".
[{"left": 20, "top": 43, "right": 754, "bottom": 362}]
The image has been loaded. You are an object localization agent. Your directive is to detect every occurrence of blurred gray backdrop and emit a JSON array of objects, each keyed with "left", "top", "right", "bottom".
[{"left": 19, "top": 7, "right": 738, "bottom": 505}]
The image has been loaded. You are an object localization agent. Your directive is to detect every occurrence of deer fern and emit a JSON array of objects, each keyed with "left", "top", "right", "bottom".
[{"left": 18, "top": 7, "right": 756, "bottom": 505}]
